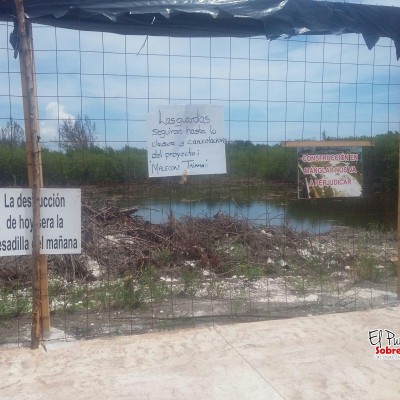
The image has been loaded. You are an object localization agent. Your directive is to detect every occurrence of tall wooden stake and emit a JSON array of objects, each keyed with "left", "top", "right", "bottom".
[
  {"left": 398, "top": 134, "right": 400, "bottom": 300},
  {"left": 14, "top": 0, "right": 50, "bottom": 349}
]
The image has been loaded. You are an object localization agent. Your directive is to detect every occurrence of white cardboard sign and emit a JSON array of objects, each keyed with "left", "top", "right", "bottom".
[
  {"left": 0, "top": 188, "right": 81, "bottom": 256},
  {"left": 147, "top": 104, "right": 226, "bottom": 177}
]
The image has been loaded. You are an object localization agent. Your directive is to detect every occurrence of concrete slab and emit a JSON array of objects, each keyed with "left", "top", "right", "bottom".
[
  {"left": 0, "top": 306, "right": 399, "bottom": 400},
  {"left": 215, "top": 306, "right": 400, "bottom": 399}
]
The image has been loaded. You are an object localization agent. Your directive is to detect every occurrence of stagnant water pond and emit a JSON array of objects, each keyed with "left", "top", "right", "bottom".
[{"left": 135, "top": 196, "right": 396, "bottom": 233}]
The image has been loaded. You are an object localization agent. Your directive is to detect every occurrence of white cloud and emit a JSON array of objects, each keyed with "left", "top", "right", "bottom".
[
  {"left": 40, "top": 101, "right": 75, "bottom": 144},
  {"left": 47, "top": 101, "right": 75, "bottom": 121},
  {"left": 1, "top": 11, "right": 399, "bottom": 148}
]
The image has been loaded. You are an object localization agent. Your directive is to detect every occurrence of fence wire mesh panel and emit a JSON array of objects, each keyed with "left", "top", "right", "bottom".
[{"left": 0, "top": 19, "right": 399, "bottom": 347}]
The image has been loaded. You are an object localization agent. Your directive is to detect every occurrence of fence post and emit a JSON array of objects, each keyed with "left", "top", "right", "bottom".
[
  {"left": 398, "top": 135, "right": 400, "bottom": 300},
  {"left": 14, "top": 0, "right": 50, "bottom": 349}
]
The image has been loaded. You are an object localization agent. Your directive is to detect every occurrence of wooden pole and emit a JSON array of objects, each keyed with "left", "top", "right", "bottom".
[
  {"left": 281, "top": 140, "right": 374, "bottom": 148},
  {"left": 398, "top": 134, "right": 400, "bottom": 300},
  {"left": 14, "top": 0, "right": 50, "bottom": 349}
]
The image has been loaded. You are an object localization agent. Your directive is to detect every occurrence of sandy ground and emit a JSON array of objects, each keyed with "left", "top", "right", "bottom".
[{"left": 1, "top": 306, "right": 399, "bottom": 400}]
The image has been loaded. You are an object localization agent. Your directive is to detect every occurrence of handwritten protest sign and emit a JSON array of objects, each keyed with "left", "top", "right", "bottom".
[
  {"left": 298, "top": 147, "right": 363, "bottom": 198},
  {"left": 147, "top": 105, "right": 226, "bottom": 178}
]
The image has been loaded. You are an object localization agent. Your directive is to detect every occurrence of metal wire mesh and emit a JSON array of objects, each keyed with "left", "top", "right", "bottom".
[{"left": 0, "top": 20, "right": 399, "bottom": 347}]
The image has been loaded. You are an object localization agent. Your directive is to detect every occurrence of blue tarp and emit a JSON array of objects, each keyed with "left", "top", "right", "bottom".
[{"left": 1, "top": 0, "right": 399, "bottom": 58}]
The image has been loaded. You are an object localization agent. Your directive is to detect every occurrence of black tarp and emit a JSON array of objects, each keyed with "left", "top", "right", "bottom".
[{"left": 1, "top": 0, "right": 399, "bottom": 58}]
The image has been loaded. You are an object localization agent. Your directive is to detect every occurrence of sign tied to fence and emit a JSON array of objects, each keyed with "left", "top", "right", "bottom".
[
  {"left": 0, "top": 188, "right": 81, "bottom": 256},
  {"left": 298, "top": 147, "right": 363, "bottom": 199},
  {"left": 147, "top": 104, "right": 226, "bottom": 178}
]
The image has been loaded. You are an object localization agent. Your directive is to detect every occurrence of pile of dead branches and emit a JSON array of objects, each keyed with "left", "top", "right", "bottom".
[
  {"left": 53, "top": 199, "right": 312, "bottom": 282},
  {"left": 0, "top": 199, "right": 313, "bottom": 286}
]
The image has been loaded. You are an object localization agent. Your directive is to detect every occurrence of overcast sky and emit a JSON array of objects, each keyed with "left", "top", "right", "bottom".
[{"left": 0, "top": 0, "right": 399, "bottom": 149}]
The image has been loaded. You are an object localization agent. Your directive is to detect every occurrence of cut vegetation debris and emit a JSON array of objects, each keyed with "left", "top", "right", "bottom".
[{"left": 0, "top": 199, "right": 398, "bottom": 344}]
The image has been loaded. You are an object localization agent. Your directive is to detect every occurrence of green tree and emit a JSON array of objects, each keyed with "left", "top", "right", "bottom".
[
  {"left": 0, "top": 119, "right": 27, "bottom": 186},
  {"left": 226, "top": 141, "right": 297, "bottom": 182},
  {"left": 363, "top": 131, "right": 399, "bottom": 193},
  {"left": 58, "top": 115, "right": 96, "bottom": 151},
  {"left": 0, "top": 118, "right": 25, "bottom": 148}
]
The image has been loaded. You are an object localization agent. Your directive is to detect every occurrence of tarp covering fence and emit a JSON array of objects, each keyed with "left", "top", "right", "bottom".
[{"left": 1, "top": 0, "right": 399, "bottom": 58}]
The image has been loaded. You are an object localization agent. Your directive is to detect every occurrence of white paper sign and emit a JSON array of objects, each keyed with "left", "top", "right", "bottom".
[
  {"left": 0, "top": 188, "right": 81, "bottom": 256},
  {"left": 147, "top": 104, "right": 226, "bottom": 177}
]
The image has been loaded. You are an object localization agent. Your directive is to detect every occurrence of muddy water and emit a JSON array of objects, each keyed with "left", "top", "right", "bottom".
[{"left": 135, "top": 196, "right": 396, "bottom": 233}]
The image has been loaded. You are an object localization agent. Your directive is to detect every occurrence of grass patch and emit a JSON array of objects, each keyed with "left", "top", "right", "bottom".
[
  {"left": 48, "top": 266, "right": 171, "bottom": 315},
  {"left": 0, "top": 288, "right": 31, "bottom": 320},
  {"left": 181, "top": 267, "right": 202, "bottom": 296},
  {"left": 234, "top": 263, "right": 265, "bottom": 280}
]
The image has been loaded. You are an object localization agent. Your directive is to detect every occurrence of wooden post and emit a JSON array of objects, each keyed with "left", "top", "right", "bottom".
[
  {"left": 398, "top": 134, "right": 400, "bottom": 300},
  {"left": 281, "top": 140, "right": 374, "bottom": 148},
  {"left": 14, "top": 0, "right": 50, "bottom": 349}
]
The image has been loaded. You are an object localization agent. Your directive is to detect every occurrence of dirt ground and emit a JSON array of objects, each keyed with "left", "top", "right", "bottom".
[
  {"left": 1, "top": 217, "right": 398, "bottom": 347},
  {"left": 1, "top": 305, "right": 399, "bottom": 400}
]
